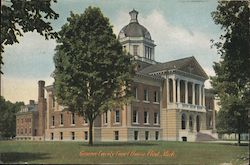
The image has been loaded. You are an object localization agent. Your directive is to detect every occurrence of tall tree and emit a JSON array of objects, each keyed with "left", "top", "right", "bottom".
[
  {"left": 211, "top": 0, "right": 249, "bottom": 145},
  {"left": 0, "top": 0, "right": 59, "bottom": 73},
  {"left": 54, "top": 7, "right": 134, "bottom": 145},
  {"left": 0, "top": 96, "right": 24, "bottom": 138}
]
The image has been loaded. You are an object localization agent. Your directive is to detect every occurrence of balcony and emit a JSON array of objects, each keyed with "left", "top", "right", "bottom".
[{"left": 167, "top": 102, "right": 206, "bottom": 112}]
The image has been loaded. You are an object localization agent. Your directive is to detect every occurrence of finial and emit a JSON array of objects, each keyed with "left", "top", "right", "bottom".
[{"left": 129, "top": 9, "right": 138, "bottom": 23}]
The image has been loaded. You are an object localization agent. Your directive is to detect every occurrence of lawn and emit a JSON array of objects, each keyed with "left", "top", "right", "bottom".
[{"left": 0, "top": 141, "right": 248, "bottom": 164}]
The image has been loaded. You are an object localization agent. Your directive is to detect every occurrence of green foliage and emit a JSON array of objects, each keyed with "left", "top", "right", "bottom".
[
  {"left": 54, "top": 6, "right": 135, "bottom": 145},
  {"left": 211, "top": 1, "right": 249, "bottom": 142},
  {"left": 0, "top": 96, "right": 24, "bottom": 138},
  {"left": 0, "top": 0, "right": 59, "bottom": 73}
]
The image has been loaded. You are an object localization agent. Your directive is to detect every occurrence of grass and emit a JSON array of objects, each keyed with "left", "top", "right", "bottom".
[{"left": 0, "top": 141, "right": 248, "bottom": 164}]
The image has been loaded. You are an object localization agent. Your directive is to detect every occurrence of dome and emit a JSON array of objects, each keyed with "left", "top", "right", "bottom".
[{"left": 118, "top": 9, "right": 151, "bottom": 40}]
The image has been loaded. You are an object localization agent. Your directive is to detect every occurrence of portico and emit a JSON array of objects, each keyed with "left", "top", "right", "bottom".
[{"left": 166, "top": 72, "right": 206, "bottom": 111}]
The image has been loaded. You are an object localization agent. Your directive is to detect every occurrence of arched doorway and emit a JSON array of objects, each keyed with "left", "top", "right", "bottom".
[
  {"left": 196, "top": 115, "right": 200, "bottom": 132},
  {"left": 181, "top": 114, "right": 186, "bottom": 129},
  {"left": 189, "top": 115, "right": 193, "bottom": 131}
]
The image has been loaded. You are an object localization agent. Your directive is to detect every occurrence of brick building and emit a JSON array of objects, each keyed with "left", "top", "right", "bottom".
[{"left": 16, "top": 10, "right": 217, "bottom": 142}]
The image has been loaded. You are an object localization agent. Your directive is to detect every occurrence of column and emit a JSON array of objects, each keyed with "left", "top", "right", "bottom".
[
  {"left": 166, "top": 77, "right": 169, "bottom": 103},
  {"left": 107, "top": 110, "right": 111, "bottom": 127},
  {"left": 173, "top": 78, "right": 176, "bottom": 103},
  {"left": 185, "top": 81, "right": 188, "bottom": 104},
  {"left": 177, "top": 79, "right": 180, "bottom": 103},
  {"left": 203, "top": 87, "right": 205, "bottom": 106},
  {"left": 194, "top": 115, "right": 197, "bottom": 132},
  {"left": 199, "top": 84, "right": 202, "bottom": 105},
  {"left": 192, "top": 83, "right": 195, "bottom": 105},
  {"left": 212, "top": 108, "right": 216, "bottom": 130}
]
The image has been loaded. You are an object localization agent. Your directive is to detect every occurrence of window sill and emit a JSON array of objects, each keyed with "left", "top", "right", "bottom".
[
  {"left": 153, "top": 123, "right": 160, "bottom": 126},
  {"left": 113, "top": 122, "right": 121, "bottom": 125},
  {"left": 153, "top": 102, "right": 159, "bottom": 104},
  {"left": 51, "top": 126, "right": 55, "bottom": 128},
  {"left": 132, "top": 122, "right": 140, "bottom": 125},
  {"left": 59, "top": 124, "right": 64, "bottom": 127},
  {"left": 143, "top": 101, "right": 150, "bottom": 104},
  {"left": 70, "top": 124, "right": 75, "bottom": 126},
  {"left": 144, "top": 123, "right": 150, "bottom": 126}
]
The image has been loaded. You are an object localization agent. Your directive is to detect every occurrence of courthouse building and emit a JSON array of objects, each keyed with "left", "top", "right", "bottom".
[{"left": 16, "top": 10, "right": 217, "bottom": 142}]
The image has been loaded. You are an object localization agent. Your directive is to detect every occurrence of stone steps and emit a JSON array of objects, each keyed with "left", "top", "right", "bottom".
[{"left": 196, "top": 132, "right": 217, "bottom": 141}]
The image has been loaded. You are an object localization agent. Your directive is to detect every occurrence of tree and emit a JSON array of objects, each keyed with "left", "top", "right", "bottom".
[
  {"left": 54, "top": 7, "right": 135, "bottom": 145},
  {"left": 211, "top": 0, "right": 249, "bottom": 145},
  {"left": 0, "top": 96, "right": 24, "bottom": 138},
  {"left": 0, "top": 0, "right": 59, "bottom": 73}
]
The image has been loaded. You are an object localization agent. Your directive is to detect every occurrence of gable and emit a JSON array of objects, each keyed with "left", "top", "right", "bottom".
[{"left": 178, "top": 57, "right": 208, "bottom": 79}]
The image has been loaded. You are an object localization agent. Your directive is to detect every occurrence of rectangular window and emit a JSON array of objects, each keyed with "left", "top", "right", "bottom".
[
  {"left": 144, "top": 111, "right": 149, "bottom": 124},
  {"left": 154, "top": 112, "right": 159, "bottom": 124},
  {"left": 71, "top": 132, "right": 75, "bottom": 140},
  {"left": 134, "top": 131, "right": 139, "bottom": 140},
  {"left": 29, "top": 128, "right": 31, "bottom": 134},
  {"left": 52, "top": 116, "right": 55, "bottom": 126},
  {"left": 144, "top": 89, "right": 148, "bottom": 101},
  {"left": 133, "top": 87, "right": 138, "bottom": 100},
  {"left": 145, "top": 46, "right": 152, "bottom": 59},
  {"left": 133, "top": 45, "right": 139, "bottom": 56},
  {"left": 114, "top": 131, "right": 119, "bottom": 140},
  {"left": 60, "top": 132, "right": 63, "bottom": 140},
  {"left": 71, "top": 113, "right": 75, "bottom": 125},
  {"left": 155, "top": 131, "right": 159, "bottom": 140},
  {"left": 145, "top": 131, "right": 149, "bottom": 140},
  {"left": 84, "top": 131, "right": 88, "bottom": 140},
  {"left": 154, "top": 91, "right": 159, "bottom": 102},
  {"left": 60, "top": 114, "right": 63, "bottom": 125},
  {"left": 51, "top": 133, "right": 54, "bottom": 140},
  {"left": 115, "top": 110, "right": 120, "bottom": 123},
  {"left": 133, "top": 110, "right": 138, "bottom": 123},
  {"left": 84, "top": 118, "right": 88, "bottom": 124},
  {"left": 123, "top": 45, "right": 126, "bottom": 51},
  {"left": 104, "top": 111, "right": 108, "bottom": 124}
]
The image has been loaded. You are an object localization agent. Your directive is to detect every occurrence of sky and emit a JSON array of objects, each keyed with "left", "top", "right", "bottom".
[{"left": 2, "top": 0, "right": 222, "bottom": 104}]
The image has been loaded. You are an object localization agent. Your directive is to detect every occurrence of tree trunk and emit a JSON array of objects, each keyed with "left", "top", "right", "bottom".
[
  {"left": 89, "top": 120, "right": 93, "bottom": 146},
  {"left": 238, "top": 133, "right": 241, "bottom": 146}
]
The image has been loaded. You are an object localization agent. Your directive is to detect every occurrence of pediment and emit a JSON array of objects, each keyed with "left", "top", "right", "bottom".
[{"left": 179, "top": 57, "right": 208, "bottom": 79}]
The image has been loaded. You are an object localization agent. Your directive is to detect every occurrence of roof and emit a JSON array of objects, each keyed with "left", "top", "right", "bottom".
[
  {"left": 138, "top": 56, "right": 209, "bottom": 79},
  {"left": 119, "top": 23, "right": 151, "bottom": 39},
  {"left": 118, "top": 9, "right": 151, "bottom": 40}
]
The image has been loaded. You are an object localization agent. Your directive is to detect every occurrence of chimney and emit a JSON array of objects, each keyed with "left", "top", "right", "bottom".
[{"left": 38, "top": 80, "right": 45, "bottom": 100}]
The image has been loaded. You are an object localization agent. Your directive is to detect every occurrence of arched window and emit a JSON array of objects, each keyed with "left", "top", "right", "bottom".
[
  {"left": 189, "top": 115, "right": 193, "bottom": 131},
  {"left": 181, "top": 114, "right": 186, "bottom": 129}
]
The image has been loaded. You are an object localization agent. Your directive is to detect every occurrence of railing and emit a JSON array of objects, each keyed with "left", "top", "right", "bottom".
[{"left": 168, "top": 102, "right": 206, "bottom": 112}]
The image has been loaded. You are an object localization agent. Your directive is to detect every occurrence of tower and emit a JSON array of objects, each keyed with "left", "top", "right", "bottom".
[{"left": 118, "top": 9, "right": 156, "bottom": 66}]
